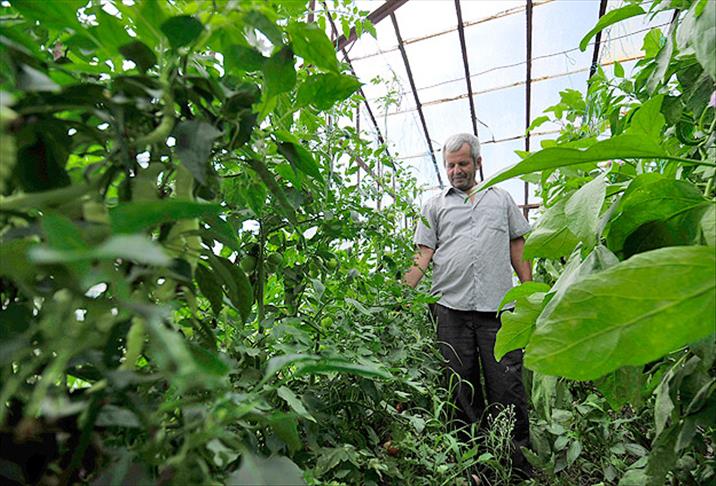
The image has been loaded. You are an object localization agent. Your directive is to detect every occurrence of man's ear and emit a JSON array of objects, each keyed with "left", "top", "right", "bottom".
[{"left": 475, "top": 156, "right": 482, "bottom": 168}]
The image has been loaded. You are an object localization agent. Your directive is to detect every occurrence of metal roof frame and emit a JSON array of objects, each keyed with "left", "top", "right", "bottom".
[
  {"left": 335, "top": 0, "right": 410, "bottom": 52},
  {"left": 325, "top": 0, "right": 666, "bottom": 214},
  {"left": 390, "top": 11, "right": 444, "bottom": 188}
]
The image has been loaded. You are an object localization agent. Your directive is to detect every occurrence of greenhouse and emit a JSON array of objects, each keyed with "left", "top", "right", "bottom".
[{"left": 0, "top": 0, "right": 714, "bottom": 485}]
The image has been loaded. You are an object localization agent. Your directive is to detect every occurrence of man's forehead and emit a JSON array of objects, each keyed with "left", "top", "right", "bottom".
[{"left": 445, "top": 148, "right": 473, "bottom": 162}]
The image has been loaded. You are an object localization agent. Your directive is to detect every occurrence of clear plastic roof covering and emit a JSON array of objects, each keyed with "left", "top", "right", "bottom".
[{"left": 319, "top": 0, "right": 673, "bottom": 210}]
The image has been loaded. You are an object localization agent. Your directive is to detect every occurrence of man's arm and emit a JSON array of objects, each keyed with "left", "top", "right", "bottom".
[
  {"left": 510, "top": 237, "right": 532, "bottom": 283},
  {"left": 403, "top": 245, "right": 435, "bottom": 288}
]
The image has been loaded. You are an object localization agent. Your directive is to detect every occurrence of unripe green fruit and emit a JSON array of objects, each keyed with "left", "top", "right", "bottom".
[
  {"left": 240, "top": 255, "right": 257, "bottom": 273},
  {"left": 267, "top": 252, "right": 283, "bottom": 267}
]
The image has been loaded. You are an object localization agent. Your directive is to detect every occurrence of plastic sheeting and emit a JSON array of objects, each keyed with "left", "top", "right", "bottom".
[{"left": 328, "top": 0, "right": 672, "bottom": 209}]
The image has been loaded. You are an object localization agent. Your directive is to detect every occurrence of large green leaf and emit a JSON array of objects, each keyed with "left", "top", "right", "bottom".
[
  {"left": 29, "top": 235, "right": 171, "bottom": 266},
  {"left": 263, "top": 46, "right": 296, "bottom": 99},
  {"left": 579, "top": 4, "right": 645, "bottom": 51},
  {"left": 210, "top": 255, "right": 253, "bottom": 323},
  {"left": 188, "top": 344, "right": 230, "bottom": 377},
  {"left": 160, "top": 15, "right": 204, "bottom": 49},
  {"left": 109, "top": 200, "right": 222, "bottom": 234},
  {"left": 524, "top": 199, "right": 580, "bottom": 259},
  {"left": 606, "top": 175, "right": 708, "bottom": 255},
  {"left": 564, "top": 174, "right": 606, "bottom": 246},
  {"left": 295, "top": 358, "right": 391, "bottom": 379},
  {"left": 628, "top": 95, "right": 665, "bottom": 140},
  {"left": 92, "top": 10, "right": 132, "bottom": 57},
  {"left": 537, "top": 245, "right": 619, "bottom": 326},
  {"left": 117, "top": 0, "right": 166, "bottom": 47},
  {"left": 245, "top": 10, "right": 284, "bottom": 46},
  {"left": 228, "top": 453, "right": 305, "bottom": 486},
  {"left": 287, "top": 21, "right": 339, "bottom": 73},
  {"left": 595, "top": 366, "right": 644, "bottom": 411},
  {"left": 262, "top": 353, "right": 317, "bottom": 384},
  {"left": 275, "top": 131, "right": 322, "bottom": 181},
  {"left": 174, "top": 121, "right": 222, "bottom": 185},
  {"left": 15, "top": 120, "right": 70, "bottom": 192},
  {"left": 11, "top": 0, "right": 84, "bottom": 29},
  {"left": 42, "top": 213, "right": 90, "bottom": 274},
  {"left": 296, "top": 73, "right": 362, "bottom": 110},
  {"left": 620, "top": 208, "right": 707, "bottom": 258},
  {"left": 479, "top": 133, "right": 705, "bottom": 191},
  {"left": 225, "top": 44, "right": 266, "bottom": 73},
  {"left": 277, "top": 386, "right": 315, "bottom": 422},
  {"left": 246, "top": 158, "right": 297, "bottom": 223},
  {"left": 42, "top": 213, "right": 87, "bottom": 252},
  {"left": 266, "top": 414, "right": 301, "bottom": 454},
  {"left": 494, "top": 283, "right": 550, "bottom": 362},
  {"left": 497, "top": 281, "right": 552, "bottom": 312},
  {"left": 525, "top": 246, "right": 716, "bottom": 380},
  {"left": 647, "top": 33, "right": 674, "bottom": 93},
  {"left": 119, "top": 41, "right": 157, "bottom": 73},
  {"left": 195, "top": 263, "right": 224, "bottom": 315},
  {"left": 692, "top": 0, "right": 716, "bottom": 80}
]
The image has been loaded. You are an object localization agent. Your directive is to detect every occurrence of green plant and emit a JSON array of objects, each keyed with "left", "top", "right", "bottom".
[{"left": 492, "top": 0, "right": 715, "bottom": 483}]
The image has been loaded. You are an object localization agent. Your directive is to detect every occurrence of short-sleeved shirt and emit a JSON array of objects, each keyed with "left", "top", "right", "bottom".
[{"left": 414, "top": 186, "right": 531, "bottom": 312}]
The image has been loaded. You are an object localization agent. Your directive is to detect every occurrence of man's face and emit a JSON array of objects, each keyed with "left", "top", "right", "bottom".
[{"left": 445, "top": 143, "right": 480, "bottom": 191}]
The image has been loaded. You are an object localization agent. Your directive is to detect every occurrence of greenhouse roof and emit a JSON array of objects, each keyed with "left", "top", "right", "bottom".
[{"left": 321, "top": 0, "right": 673, "bottom": 212}]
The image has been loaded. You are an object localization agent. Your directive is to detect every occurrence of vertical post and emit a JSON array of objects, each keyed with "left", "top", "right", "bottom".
[
  {"left": 307, "top": 0, "right": 316, "bottom": 23},
  {"left": 589, "top": 0, "right": 609, "bottom": 79},
  {"left": 356, "top": 106, "right": 361, "bottom": 187},
  {"left": 390, "top": 12, "right": 444, "bottom": 188},
  {"left": 524, "top": 0, "right": 533, "bottom": 219},
  {"left": 454, "top": 0, "right": 483, "bottom": 182}
]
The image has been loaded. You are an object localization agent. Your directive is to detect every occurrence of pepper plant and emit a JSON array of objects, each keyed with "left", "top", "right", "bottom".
[{"left": 0, "top": 1, "right": 475, "bottom": 485}]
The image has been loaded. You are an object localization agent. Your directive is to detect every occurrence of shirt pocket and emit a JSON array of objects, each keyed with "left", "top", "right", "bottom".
[{"left": 479, "top": 205, "right": 507, "bottom": 233}]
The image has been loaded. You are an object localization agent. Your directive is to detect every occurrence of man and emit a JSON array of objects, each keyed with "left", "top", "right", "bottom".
[{"left": 404, "top": 133, "right": 532, "bottom": 472}]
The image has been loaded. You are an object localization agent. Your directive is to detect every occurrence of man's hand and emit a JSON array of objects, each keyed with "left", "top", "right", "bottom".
[
  {"left": 509, "top": 237, "right": 532, "bottom": 282},
  {"left": 403, "top": 245, "right": 434, "bottom": 288}
]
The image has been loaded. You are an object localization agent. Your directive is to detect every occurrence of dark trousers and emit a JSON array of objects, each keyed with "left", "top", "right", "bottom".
[{"left": 431, "top": 304, "right": 530, "bottom": 452}]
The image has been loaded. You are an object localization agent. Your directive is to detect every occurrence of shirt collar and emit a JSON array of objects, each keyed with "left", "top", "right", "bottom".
[{"left": 442, "top": 184, "right": 491, "bottom": 198}]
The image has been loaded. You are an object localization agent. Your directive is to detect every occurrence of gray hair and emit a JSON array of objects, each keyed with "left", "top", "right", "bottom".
[{"left": 442, "top": 133, "right": 481, "bottom": 163}]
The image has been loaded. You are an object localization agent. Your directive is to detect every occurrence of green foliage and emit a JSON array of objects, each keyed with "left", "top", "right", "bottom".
[
  {"left": 526, "top": 246, "right": 715, "bottom": 380},
  {"left": 0, "top": 1, "right": 466, "bottom": 485},
  {"left": 494, "top": 0, "right": 716, "bottom": 482},
  {"left": 579, "top": 4, "right": 645, "bottom": 51},
  {"left": 1, "top": 0, "right": 714, "bottom": 485}
]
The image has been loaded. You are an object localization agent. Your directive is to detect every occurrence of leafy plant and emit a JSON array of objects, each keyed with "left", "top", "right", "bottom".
[{"left": 493, "top": 0, "right": 715, "bottom": 483}]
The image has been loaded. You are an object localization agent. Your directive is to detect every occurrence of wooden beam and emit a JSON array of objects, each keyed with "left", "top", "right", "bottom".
[{"left": 390, "top": 12, "right": 443, "bottom": 188}]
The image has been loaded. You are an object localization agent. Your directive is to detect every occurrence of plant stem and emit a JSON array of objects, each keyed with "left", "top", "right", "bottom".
[{"left": 257, "top": 221, "right": 266, "bottom": 334}]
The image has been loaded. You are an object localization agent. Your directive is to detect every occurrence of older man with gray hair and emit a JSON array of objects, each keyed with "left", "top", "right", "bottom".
[{"left": 404, "top": 132, "right": 532, "bottom": 474}]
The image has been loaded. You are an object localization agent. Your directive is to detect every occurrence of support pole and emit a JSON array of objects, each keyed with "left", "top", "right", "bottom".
[
  {"left": 524, "top": 0, "right": 533, "bottom": 219},
  {"left": 454, "top": 0, "right": 483, "bottom": 181},
  {"left": 391, "top": 12, "right": 443, "bottom": 188},
  {"left": 589, "top": 0, "right": 609, "bottom": 79}
]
